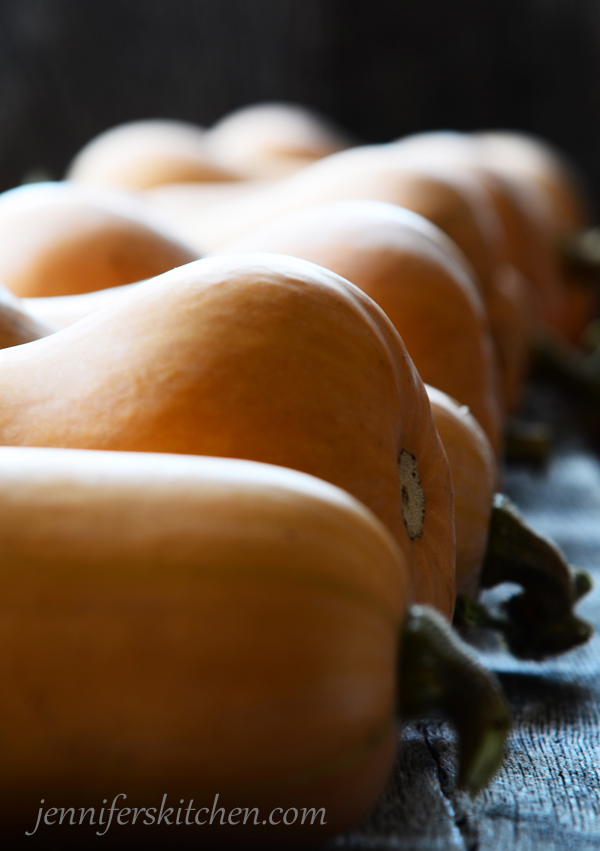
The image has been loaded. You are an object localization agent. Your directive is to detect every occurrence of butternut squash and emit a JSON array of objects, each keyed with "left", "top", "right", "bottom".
[
  {"left": 0, "top": 253, "right": 455, "bottom": 617},
  {"left": 0, "top": 447, "right": 408, "bottom": 835},
  {"left": 67, "top": 119, "right": 240, "bottom": 189},
  {"left": 144, "top": 144, "right": 509, "bottom": 291},
  {"left": 144, "top": 143, "right": 525, "bottom": 411},
  {"left": 477, "top": 170, "right": 566, "bottom": 337},
  {"left": 23, "top": 283, "right": 139, "bottom": 329},
  {"left": 336, "top": 143, "right": 534, "bottom": 415},
  {"left": 477, "top": 131, "right": 591, "bottom": 244},
  {"left": 0, "top": 181, "right": 199, "bottom": 298},
  {"left": 477, "top": 131, "right": 596, "bottom": 345},
  {"left": 425, "top": 385, "right": 497, "bottom": 598},
  {"left": 0, "top": 447, "right": 507, "bottom": 840},
  {"left": 220, "top": 200, "right": 503, "bottom": 453},
  {"left": 485, "top": 263, "right": 530, "bottom": 415},
  {"left": 391, "top": 130, "right": 568, "bottom": 334},
  {"left": 204, "top": 101, "right": 353, "bottom": 179},
  {"left": 147, "top": 177, "right": 272, "bottom": 217},
  {"left": 387, "top": 133, "right": 545, "bottom": 413}
]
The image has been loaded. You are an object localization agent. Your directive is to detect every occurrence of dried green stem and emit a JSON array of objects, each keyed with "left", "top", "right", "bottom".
[
  {"left": 531, "top": 333, "right": 600, "bottom": 409},
  {"left": 456, "top": 494, "right": 592, "bottom": 659},
  {"left": 561, "top": 227, "right": 600, "bottom": 273},
  {"left": 503, "top": 418, "right": 553, "bottom": 466},
  {"left": 398, "top": 605, "right": 510, "bottom": 795}
]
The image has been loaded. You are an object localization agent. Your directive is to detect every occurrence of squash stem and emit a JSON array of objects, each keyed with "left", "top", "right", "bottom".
[
  {"left": 398, "top": 605, "right": 510, "bottom": 795},
  {"left": 561, "top": 227, "right": 600, "bottom": 273},
  {"left": 531, "top": 333, "right": 600, "bottom": 409},
  {"left": 458, "top": 493, "right": 593, "bottom": 659},
  {"left": 504, "top": 418, "right": 553, "bottom": 466}
]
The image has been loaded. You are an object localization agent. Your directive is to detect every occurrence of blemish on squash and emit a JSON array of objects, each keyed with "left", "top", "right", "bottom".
[{"left": 398, "top": 449, "right": 425, "bottom": 540}]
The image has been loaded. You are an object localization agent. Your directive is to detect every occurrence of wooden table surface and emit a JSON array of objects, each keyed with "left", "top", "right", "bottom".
[{"left": 330, "top": 387, "right": 600, "bottom": 851}]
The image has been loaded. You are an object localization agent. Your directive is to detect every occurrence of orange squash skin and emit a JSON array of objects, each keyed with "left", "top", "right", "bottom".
[
  {"left": 22, "top": 282, "right": 140, "bottom": 329},
  {"left": 153, "top": 143, "right": 513, "bottom": 283},
  {"left": 204, "top": 102, "right": 353, "bottom": 179},
  {"left": 67, "top": 118, "right": 240, "bottom": 189},
  {"left": 479, "top": 172, "right": 567, "bottom": 335},
  {"left": 0, "top": 254, "right": 455, "bottom": 617},
  {"left": 0, "top": 182, "right": 199, "bottom": 298},
  {"left": 390, "top": 131, "right": 568, "bottom": 333},
  {"left": 0, "top": 447, "right": 408, "bottom": 838},
  {"left": 220, "top": 200, "right": 503, "bottom": 453},
  {"left": 426, "top": 386, "right": 497, "bottom": 598},
  {"left": 477, "top": 131, "right": 592, "bottom": 244},
  {"left": 387, "top": 133, "right": 542, "bottom": 412},
  {"left": 144, "top": 143, "right": 518, "bottom": 416},
  {"left": 477, "top": 131, "right": 596, "bottom": 345},
  {"left": 486, "top": 264, "right": 531, "bottom": 416}
]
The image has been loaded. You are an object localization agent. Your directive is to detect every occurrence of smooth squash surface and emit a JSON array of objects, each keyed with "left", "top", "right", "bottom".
[
  {"left": 204, "top": 102, "right": 353, "bottom": 179},
  {"left": 0, "top": 447, "right": 407, "bottom": 837},
  {"left": 426, "top": 385, "right": 497, "bottom": 598},
  {"left": 67, "top": 118, "right": 240, "bottom": 189},
  {"left": 0, "top": 182, "right": 199, "bottom": 298},
  {"left": 477, "top": 131, "right": 596, "bottom": 345},
  {"left": 221, "top": 200, "right": 503, "bottom": 452},
  {"left": 0, "top": 254, "right": 455, "bottom": 616},
  {"left": 23, "top": 282, "right": 140, "bottom": 329},
  {"left": 390, "top": 131, "right": 567, "bottom": 331},
  {"left": 150, "top": 143, "right": 512, "bottom": 280}
]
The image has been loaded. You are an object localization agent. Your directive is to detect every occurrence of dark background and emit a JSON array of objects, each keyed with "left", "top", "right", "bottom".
[{"left": 0, "top": 0, "right": 599, "bottom": 200}]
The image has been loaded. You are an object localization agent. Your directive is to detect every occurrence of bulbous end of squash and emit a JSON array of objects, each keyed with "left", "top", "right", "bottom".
[
  {"left": 455, "top": 494, "right": 593, "bottom": 660},
  {"left": 398, "top": 605, "right": 510, "bottom": 795}
]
